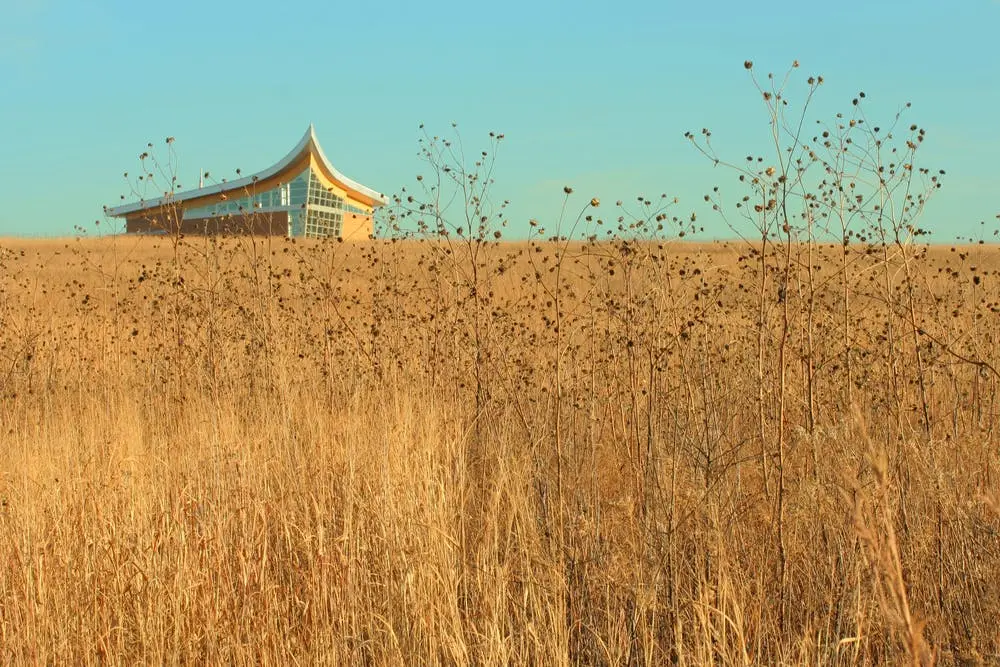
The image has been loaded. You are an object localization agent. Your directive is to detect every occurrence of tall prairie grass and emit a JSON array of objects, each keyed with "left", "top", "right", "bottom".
[{"left": 0, "top": 233, "right": 997, "bottom": 664}]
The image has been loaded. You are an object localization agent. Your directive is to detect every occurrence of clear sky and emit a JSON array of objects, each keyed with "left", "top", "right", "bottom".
[{"left": 1, "top": 0, "right": 997, "bottom": 241}]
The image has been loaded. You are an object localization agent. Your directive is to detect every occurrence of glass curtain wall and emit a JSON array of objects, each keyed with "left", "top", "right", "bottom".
[
  {"left": 303, "top": 171, "right": 343, "bottom": 239},
  {"left": 178, "top": 168, "right": 364, "bottom": 239}
]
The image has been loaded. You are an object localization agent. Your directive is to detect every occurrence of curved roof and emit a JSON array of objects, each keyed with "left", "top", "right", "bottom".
[{"left": 106, "top": 125, "right": 386, "bottom": 217}]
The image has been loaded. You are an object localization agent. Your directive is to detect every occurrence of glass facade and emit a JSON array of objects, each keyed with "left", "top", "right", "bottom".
[
  {"left": 179, "top": 167, "right": 368, "bottom": 239},
  {"left": 307, "top": 170, "right": 370, "bottom": 217},
  {"left": 308, "top": 170, "right": 344, "bottom": 209},
  {"left": 290, "top": 169, "right": 309, "bottom": 209},
  {"left": 304, "top": 209, "right": 343, "bottom": 238},
  {"left": 303, "top": 170, "right": 342, "bottom": 239}
]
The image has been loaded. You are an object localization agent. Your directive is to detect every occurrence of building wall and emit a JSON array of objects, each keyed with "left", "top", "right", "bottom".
[
  {"left": 125, "top": 210, "right": 184, "bottom": 234},
  {"left": 341, "top": 212, "right": 373, "bottom": 240},
  {"left": 126, "top": 211, "right": 289, "bottom": 236}
]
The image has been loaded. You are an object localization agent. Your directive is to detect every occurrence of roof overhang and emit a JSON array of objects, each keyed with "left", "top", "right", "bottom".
[{"left": 106, "top": 125, "right": 386, "bottom": 218}]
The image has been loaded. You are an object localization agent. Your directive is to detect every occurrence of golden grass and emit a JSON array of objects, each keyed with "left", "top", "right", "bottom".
[{"left": 0, "top": 234, "right": 998, "bottom": 664}]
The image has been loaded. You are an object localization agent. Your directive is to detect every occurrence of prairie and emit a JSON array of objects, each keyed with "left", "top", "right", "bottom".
[{"left": 0, "top": 234, "right": 997, "bottom": 664}]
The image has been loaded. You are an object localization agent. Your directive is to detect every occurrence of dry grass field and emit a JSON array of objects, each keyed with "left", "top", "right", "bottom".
[{"left": 0, "top": 233, "right": 998, "bottom": 664}]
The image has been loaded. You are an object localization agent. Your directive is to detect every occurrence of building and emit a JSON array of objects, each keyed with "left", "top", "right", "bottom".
[{"left": 106, "top": 126, "right": 386, "bottom": 239}]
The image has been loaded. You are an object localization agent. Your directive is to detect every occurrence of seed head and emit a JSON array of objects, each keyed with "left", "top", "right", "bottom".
[{"left": 590, "top": 198, "right": 600, "bottom": 207}]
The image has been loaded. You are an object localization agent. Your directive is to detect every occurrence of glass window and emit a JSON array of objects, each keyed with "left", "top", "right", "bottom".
[
  {"left": 181, "top": 169, "right": 339, "bottom": 225},
  {"left": 289, "top": 169, "right": 309, "bottom": 206}
]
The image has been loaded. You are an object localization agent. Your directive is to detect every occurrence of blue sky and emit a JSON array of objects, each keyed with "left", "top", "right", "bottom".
[{"left": 1, "top": 0, "right": 997, "bottom": 240}]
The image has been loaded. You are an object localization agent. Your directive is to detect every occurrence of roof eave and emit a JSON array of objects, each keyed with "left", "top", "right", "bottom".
[{"left": 307, "top": 126, "right": 387, "bottom": 207}]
